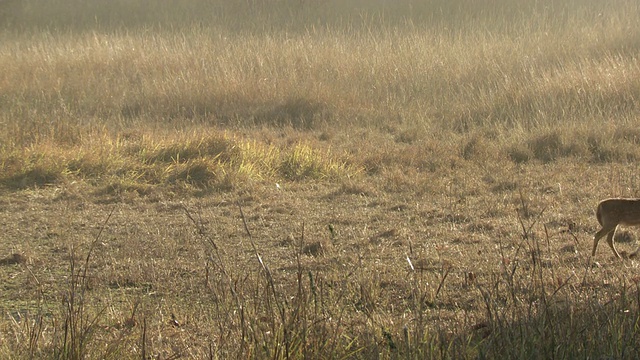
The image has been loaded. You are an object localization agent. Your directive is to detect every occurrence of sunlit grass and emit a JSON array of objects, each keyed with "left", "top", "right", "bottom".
[
  {"left": 1, "top": 0, "right": 639, "bottom": 153},
  {"left": 0, "top": 130, "right": 360, "bottom": 195},
  {"left": 2, "top": 0, "right": 640, "bottom": 358}
]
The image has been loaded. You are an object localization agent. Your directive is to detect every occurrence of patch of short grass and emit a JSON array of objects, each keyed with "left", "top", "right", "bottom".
[{"left": 0, "top": 131, "right": 361, "bottom": 196}]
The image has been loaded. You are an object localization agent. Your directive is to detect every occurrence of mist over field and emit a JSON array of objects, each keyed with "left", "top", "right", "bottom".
[{"left": 2, "top": 1, "right": 640, "bottom": 358}]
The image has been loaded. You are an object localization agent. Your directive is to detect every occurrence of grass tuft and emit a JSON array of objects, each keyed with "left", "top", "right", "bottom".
[{"left": 279, "top": 143, "right": 353, "bottom": 181}]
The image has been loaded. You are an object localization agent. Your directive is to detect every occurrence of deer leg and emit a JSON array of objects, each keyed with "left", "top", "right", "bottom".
[
  {"left": 593, "top": 225, "right": 616, "bottom": 257},
  {"left": 606, "top": 227, "right": 622, "bottom": 259}
]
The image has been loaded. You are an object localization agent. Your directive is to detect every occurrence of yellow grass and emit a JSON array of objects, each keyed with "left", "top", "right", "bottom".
[
  {"left": 2, "top": 8, "right": 639, "bottom": 190},
  {"left": 2, "top": 0, "right": 640, "bottom": 358}
]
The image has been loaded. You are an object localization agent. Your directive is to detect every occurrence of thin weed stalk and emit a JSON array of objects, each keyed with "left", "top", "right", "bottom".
[
  {"left": 59, "top": 208, "right": 114, "bottom": 360},
  {"left": 182, "top": 204, "right": 247, "bottom": 356},
  {"left": 238, "top": 203, "right": 290, "bottom": 358}
]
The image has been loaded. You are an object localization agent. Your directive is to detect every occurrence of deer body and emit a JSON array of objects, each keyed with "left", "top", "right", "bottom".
[{"left": 593, "top": 198, "right": 640, "bottom": 259}]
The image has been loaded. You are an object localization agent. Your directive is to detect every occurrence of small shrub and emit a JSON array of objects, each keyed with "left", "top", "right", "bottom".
[
  {"left": 279, "top": 143, "right": 351, "bottom": 180},
  {"left": 145, "top": 134, "right": 238, "bottom": 164},
  {"left": 254, "top": 98, "right": 329, "bottom": 129},
  {"left": 3, "top": 157, "right": 66, "bottom": 189},
  {"left": 95, "top": 177, "right": 154, "bottom": 197},
  {"left": 614, "top": 126, "right": 640, "bottom": 144},
  {"left": 167, "top": 159, "right": 219, "bottom": 189},
  {"left": 461, "top": 133, "right": 490, "bottom": 161},
  {"left": 529, "top": 132, "right": 564, "bottom": 163},
  {"left": 507, "top": 144, "right": 532, "bottom": 164}
]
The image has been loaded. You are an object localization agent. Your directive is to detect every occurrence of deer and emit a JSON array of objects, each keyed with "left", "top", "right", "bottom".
[{"left": 593, "top": 198, "right": 640, "bottom": 259}]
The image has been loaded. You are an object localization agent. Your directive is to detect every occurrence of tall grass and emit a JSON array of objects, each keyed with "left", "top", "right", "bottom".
[
  {"left": 2, "top": 1, "right": 640, "bottom": 357},
  {"left": 1, "top": 0, "right": 639, "bottom": 144},
  {"left": 2, "top": 0, "right": 640, "bottom": 190}
]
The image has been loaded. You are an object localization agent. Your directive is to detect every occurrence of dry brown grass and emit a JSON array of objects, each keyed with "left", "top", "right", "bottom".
[{"left": 2, "top": 0, "right": 640, "bottom": 358}]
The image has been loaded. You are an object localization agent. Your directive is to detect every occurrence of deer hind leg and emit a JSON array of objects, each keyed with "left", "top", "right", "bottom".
[
  {"left": 593, "top": 225, "right": 618, "bottom": 257},
  {"left": 606, "top": 227, "right": 622, "bottom": 258}
]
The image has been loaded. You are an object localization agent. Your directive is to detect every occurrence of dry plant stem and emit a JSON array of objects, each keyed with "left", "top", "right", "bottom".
[
  {"left": 63, "top": 207, "right": 114, "bottom": 359},
  {"left": 295, "top": 221, "right": 308, "bottom": 359},
  {"left": 237, "top": 202, "right": 289, "bottom": 358},
  {"left": 237, "top": 203, "right": 281, "bottom": 309},
  {"left": 182, "top": 204, "right": 247, "bottom": 348},
  {"left": 141, "top": 317, "right": 147, "bottom": 360},
  {"left": 543, "top": 224, "right": 555, "bottom": 288},
  {"left": 183, "top": 204, "right": 230, "bottom": 281},
  {"left": 434, "top": 264, "right": 450, "bottom": 302},
  {"left": 21, "top": 260, "right": 47, "bottom": 356},
  {"left": 83, "top": 207, "right": 115, "bottom": 283},
  {"left": 545, "top": 224, "right": 574, "bottom": 299}
]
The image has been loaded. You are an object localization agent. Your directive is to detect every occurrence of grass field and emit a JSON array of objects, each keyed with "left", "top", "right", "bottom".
[{"left": 2, "top": 0, "right": 640, "bottom": 358}]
